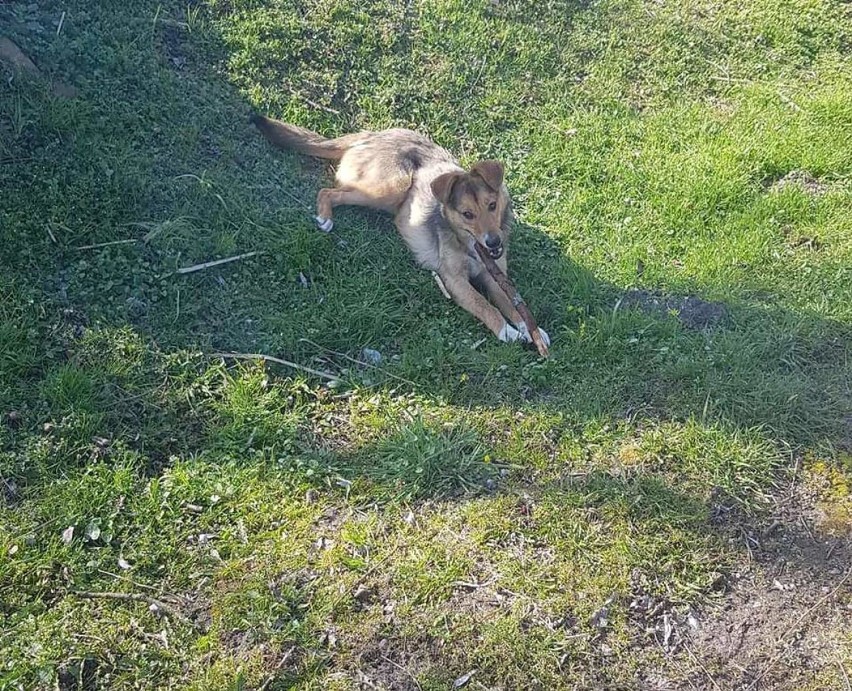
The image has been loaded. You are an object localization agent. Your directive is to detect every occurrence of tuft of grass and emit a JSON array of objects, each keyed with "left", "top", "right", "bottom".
[{"left": 352, "top": 417, "right": 494, "bottom": 502}]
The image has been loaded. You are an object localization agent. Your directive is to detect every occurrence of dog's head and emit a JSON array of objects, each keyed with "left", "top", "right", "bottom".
[{"left": 431, "top": 161, "right": 512, "bottom": 260}]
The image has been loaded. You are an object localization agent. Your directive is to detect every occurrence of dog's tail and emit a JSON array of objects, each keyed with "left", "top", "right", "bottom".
[{"left": 250, "top": 114, "right": 364, "bottom": 160}]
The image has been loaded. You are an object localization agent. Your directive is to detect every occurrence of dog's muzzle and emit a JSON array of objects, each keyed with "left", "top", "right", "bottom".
[{"left": 484, "top": 233, "right": 503, "bottom": 259}]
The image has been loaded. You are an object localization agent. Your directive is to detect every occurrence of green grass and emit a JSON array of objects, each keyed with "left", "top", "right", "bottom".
[{"left": 1, "top": 0, "right": 851, "bottom": 688}]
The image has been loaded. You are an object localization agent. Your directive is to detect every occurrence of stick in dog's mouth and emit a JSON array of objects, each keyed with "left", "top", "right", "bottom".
[{"left": 470, "top": 240, "right": 550, "bottom": 358}]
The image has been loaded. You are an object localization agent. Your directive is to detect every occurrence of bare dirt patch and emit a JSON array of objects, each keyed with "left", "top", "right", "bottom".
[
  {"left": 653, "top": 481, "right": 852, "bottom": 690},
  {"left": 768, "top": 170, "right": 828, "bottom": 196},
  {"left": 620, "top": 289, "right": 729, "bottom": 330}
]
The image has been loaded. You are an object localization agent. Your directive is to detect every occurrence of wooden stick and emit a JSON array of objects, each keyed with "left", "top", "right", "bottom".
[
  {"left": 175, "top": 251, "right": 261, "bottom": 275},
  {"left": 75, "top": 238, "right": 138, "bottom": 251},
  {"left": 472, "top": 243, "right": 549, "bottom": 358},
  {"left": 210, "top": 352, "right": 339, "bottom": 382}
]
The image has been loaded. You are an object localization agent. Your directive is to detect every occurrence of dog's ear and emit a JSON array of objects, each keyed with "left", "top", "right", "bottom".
[
  {"left": 471, "top": 160, "right": 504, "bottom": 191},
  {"left": 431, "top": 171, "right": 460, "bottom": 205}
]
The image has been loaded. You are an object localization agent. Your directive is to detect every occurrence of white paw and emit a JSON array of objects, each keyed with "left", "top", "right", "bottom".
[
  {"left": 497, "top": 322, "right": 522, "bottom": 343},
  {"left": 516, "top": 322, "right": 551, "bottom": 347},
  {"left": 315, "top": 215, "right": 334, "bottom": 233}
]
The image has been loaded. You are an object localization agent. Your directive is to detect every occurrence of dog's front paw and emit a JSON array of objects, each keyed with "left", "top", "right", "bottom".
[
  {"left": 314, "top": 215, "right": 334, "bottom": 233},
  {"left": 516, "top": 322, "right": 551, "bottom": 347},
  {"left": 497, "top": 322, "right": 522, "bottom": 343}
]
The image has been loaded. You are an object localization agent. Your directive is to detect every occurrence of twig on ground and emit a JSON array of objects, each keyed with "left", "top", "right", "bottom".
[
  {"left": 258, "top": 645, "right": 297, "bottom": 691},
  {"left": 746, "top": 564, "right": 852, "bottom": 690},
  {"left": 75, "top": 238, "right": 138, "bottom": 251},
  {"left": 299, "top": 338, "right": 418, "bottom": 387},
  {"left": 95, "top": 568, "right": 161, "bottom": 593},
  {"left": 174, "top": 251, "right": 261, "bottom": 275},
  {"left": 71, "top": 590, "right": 197, "bottom": 629},
  {"left": 211, "top": 352, "right": 339, "bottom": 382},
  {"left": 381, "top": 655, "right": 423, "bottom": 691},
  {"left": 284, "top": 86, "right": 341, "bottom": 115},
  {"left": 681, "top": 637, "right": 722, "bottom": 691},
  {"left": 837, "top": 657, "right": 851, "bottom": 691},
  {"left": 451, "top": 579, "right": 496, "bottom": 590}
]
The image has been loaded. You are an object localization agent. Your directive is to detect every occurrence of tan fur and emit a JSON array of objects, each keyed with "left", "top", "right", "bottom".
[{"left": 251, "top": 114, "right": 526, "bottom": 339}]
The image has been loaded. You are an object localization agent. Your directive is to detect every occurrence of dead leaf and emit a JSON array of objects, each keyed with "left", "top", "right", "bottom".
[
  {"left": 61, "top": 526, "right": 74, "bottom": 544},
  {"left": 662, "top": 613, "right": 673, "bottom": 648},
  {"left": 118, "top": 557, "right": 131, "bottom": 570},
  {"left": 453, "top": 670, "right": 476, "bottom": 688}
]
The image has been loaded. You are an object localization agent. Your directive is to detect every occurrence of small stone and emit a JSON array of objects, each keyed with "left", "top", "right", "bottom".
[{"left": 361, "top": 348, "right": 382, "bottom": 365}]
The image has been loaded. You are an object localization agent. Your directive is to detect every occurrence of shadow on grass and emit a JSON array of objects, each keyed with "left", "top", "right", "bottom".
[
  {"left": 1, "top": 1, "right": 850, "bottom": 688},
  {"left": 1, "top": 0, "right": 848, "bottom": 577}
]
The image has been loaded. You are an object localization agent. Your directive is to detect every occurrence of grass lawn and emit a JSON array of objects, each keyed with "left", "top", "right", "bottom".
[{"left": 1, "top": 0, "right": 851, "bottom": 688}]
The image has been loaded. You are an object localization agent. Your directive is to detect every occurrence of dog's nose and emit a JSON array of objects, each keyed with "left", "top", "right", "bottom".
[{"left": 484, "top": 233, "right": 502, "bottom": 249}]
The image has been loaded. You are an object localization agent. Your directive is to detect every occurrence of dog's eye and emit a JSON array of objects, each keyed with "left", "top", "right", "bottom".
[
  {"left": 488, "top": 201, "right": 497, "bottom": 211},
  {"left": 462, "top": 211, "right": 475, "bottom": 220}
]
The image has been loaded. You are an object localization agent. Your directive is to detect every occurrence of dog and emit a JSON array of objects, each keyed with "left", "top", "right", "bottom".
[{"left": 250, "top": 114, "right": 550, "bottom": 347}]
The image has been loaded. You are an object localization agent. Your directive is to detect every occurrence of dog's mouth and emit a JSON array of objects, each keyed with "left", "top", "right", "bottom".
[{"left": 487, "top": 245, "right": 504, "bottom": 260}]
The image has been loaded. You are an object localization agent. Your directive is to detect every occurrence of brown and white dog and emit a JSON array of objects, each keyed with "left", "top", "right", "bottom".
[{"left": 251, "top": 115, "right": 550, "bottom": 346}]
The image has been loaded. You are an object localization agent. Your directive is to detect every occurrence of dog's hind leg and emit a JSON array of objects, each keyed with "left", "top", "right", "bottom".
[
  {"left": 315, "top": 185, "right": 407, "bottom": 233},
  {"left": 315, "top": 187, "right": 367, "bottom": 232}
]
